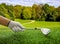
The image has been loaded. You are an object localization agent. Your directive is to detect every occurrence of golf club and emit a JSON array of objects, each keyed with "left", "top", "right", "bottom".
[
  {"left": 22, "top": 21, "right": 51, "bottom": 35},
  {"left": 24, "top": 27, "right": 51, "bottom": 35}
]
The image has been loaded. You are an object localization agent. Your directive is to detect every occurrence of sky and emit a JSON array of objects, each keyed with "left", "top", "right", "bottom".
[{"left": 0, "top": 0, "right": 60, "bottom": 7}]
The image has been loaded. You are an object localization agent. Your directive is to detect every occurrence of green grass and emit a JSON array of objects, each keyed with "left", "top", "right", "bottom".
[
  {"left": 0, "top": 19, "right": 60, "bottom": 44},
  {"left": 15, "top": 19, "right": 60, "bottom": 28}
]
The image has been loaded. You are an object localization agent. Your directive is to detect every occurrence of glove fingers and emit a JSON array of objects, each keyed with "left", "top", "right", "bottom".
[
  {"left": 12, "top": 26, "right": 19, "bottom": 32},
  {"left": 9, "top": 21, "right": 25, "bottom": 32},
  {"left": 16, "top": 26, "right": 21, "bottom": 31},
  {"left": 12, "top": 26, "right": 23, "bottom": 32},
  {"left": 17, "top": 26, "right": 24, "bottom": 31},
  {"left": 16, "top": 22, "right": 25, "bottom": 29}
]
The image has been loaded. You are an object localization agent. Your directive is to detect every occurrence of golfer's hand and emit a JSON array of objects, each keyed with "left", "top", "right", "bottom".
[{"left": 8, "top": 21, "right": 25, "bottom": 32}]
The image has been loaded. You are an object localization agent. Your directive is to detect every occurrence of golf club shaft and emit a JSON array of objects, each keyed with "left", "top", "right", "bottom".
[{"left": 24, "top": 27, "right": 40, "bottom": 30}]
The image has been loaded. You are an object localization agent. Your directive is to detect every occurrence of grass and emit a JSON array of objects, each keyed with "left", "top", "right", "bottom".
[
  {"left": 15, "top": 19, "right": 60, "bottom": 28},
  {"left": 0, "top": 19, "right": 60, "bottom": 44}
]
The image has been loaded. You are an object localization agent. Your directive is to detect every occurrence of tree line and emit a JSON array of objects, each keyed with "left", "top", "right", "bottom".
[{"left": 0, "top": 3, "right": 60, "bottom": 21}]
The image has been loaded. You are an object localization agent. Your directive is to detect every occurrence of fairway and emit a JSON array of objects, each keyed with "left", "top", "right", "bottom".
[
  {"left": 15, "top": 19, "right": 60, "bottom": 28},
  {"left": 0, "top": 19, "right": 60, "bottom": 44}
]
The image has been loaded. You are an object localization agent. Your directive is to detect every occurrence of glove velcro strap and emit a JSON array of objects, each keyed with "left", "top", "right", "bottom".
[{"left": 7, "top": 20, "right": 11, "bottom": 26}]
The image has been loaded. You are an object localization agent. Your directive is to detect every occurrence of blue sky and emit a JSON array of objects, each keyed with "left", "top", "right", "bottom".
[{"left": 0, "top": 0, "right": 60, "bottom": 7}]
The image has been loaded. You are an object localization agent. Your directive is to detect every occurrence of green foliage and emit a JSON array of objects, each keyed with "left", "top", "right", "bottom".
[
  {"left": 13, "top": 5, "right": 23, "bottom": 18},
  {"left": 0, "top": 3, "right": 60, "bottom": 21},
  {"left": 32, "top": 4, "right": 37, "bottom": 20},
  {"left": 0, "top": 3, "right": 15, "bottom": 20},
  {"left": 22, "top": 7, "right": 32, "bottom": 19},
  {"left": 7, "top": 5, "right": 15, "bottom": 20},
  {"left": 56, "top": 6, "right": 60, "bottom": 21},
  {"left": 0, "top": 3, "right": 11, "bottom": 19}
]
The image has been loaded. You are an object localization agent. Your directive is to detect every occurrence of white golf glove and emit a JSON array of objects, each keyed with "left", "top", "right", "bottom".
[{"left": 8, "top": 21, "right": 25, "bottom": 32}]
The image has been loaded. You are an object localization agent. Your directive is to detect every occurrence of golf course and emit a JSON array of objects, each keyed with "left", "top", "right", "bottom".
[
  {"left": 0, "top": 0, "right": 60, "bottom": 44},
  {"left": 0, "top": 19, "right": 60, "bottom": 44}
]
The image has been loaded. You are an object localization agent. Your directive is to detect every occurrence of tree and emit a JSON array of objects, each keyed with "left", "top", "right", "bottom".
[
  {"left": 7, "top": 5, "right": 15, "bottom": 20},
  {"left": 43, "top": 4, "right": 56, "bottom": 21},
  {"left": 36, "top": 4, "right": 46, "bottom": 21},
  {"left": 0, "top": 3, "right": 11, "bottom": 19},
  {"left": 32, "top": 4, "right": 38, "bottom": 20},
  {"left": 56, "top": 6, "right": 60, "bottom": 21},
  {"left": 52, "top": 11, "right": 58, "bottom": 21},
  {"left": 13, "top": 5, "right": 23, "bottom": 18},
  {"left": 0, "top": 3, "right": 15, "bottom": 20},
  {"left": 22, "top": 7, "right": 32, "bottom": 19}
]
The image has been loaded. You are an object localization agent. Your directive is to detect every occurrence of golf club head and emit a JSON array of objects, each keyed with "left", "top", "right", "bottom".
[{"left": 40, "top": 28, "right": 51, "bottom": 35}]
